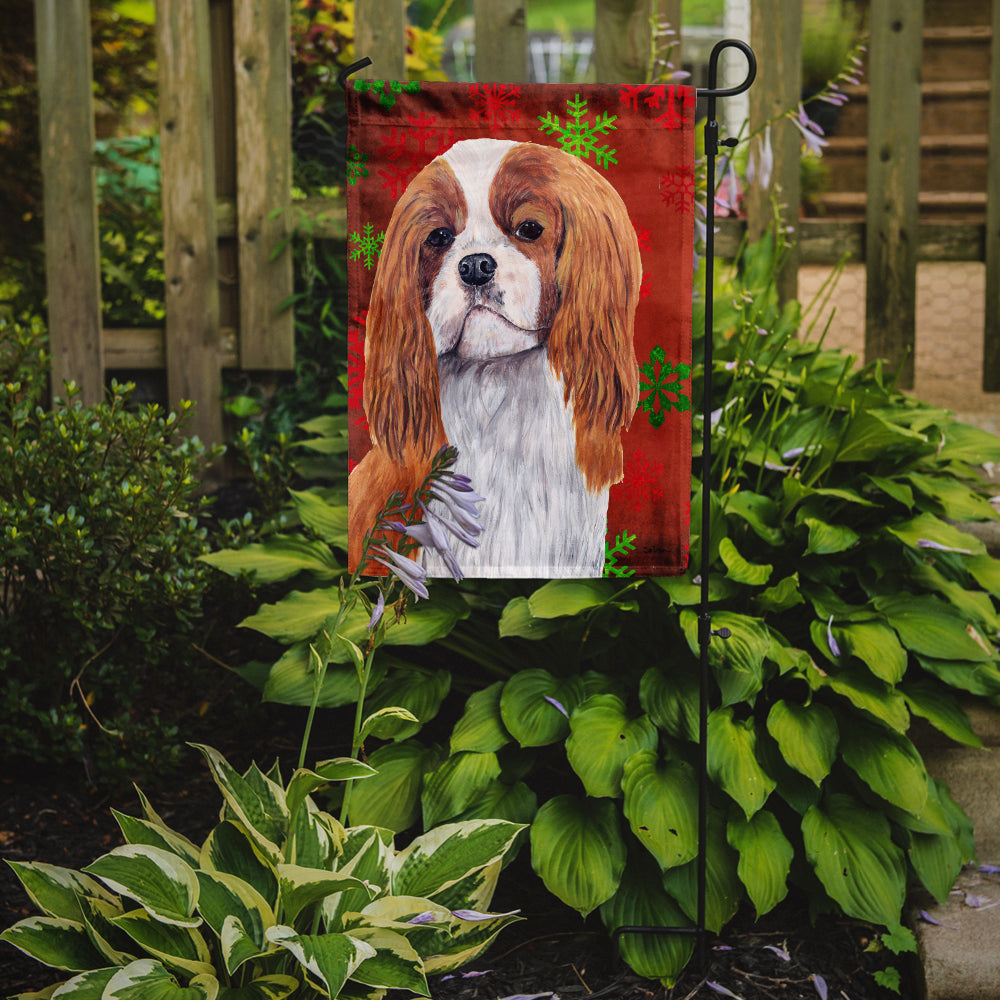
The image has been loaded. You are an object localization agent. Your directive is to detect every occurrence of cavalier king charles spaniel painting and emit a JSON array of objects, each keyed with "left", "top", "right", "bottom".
[{"left": 348, "top": 137, "right": 642, "bottom": 578}]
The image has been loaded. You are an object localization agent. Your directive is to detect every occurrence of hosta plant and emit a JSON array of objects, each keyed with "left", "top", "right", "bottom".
[{"left": 1, "top": 743, "right": 523, "bottom": 999}]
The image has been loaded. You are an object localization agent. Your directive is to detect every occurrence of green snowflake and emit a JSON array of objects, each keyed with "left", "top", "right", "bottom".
[
  {"left": 353, "top": 79, "right": 420, "bottom": 109},
  {"left": 537, "top": 94, "right": 618, "bottom": 168},
  {"left": 349, "top": 223, "right": 385, "bottom": 270},
  {"left": 346, "top": 144, "right": 369, "bottom": 185},
  {"left": 604, "top": 530, "right": 637, "bottom": 578},
  {"left": 638, "top": 346, "right": 691, "bottom": 428}
]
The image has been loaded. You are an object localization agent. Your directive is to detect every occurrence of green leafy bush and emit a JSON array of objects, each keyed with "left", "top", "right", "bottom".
[
  {"left": 1, "top": 743, "right": 523, "bottom": 998},
  {"left": 211, "top": 235, "right": 1000, "bottom": 985},
  {"left": 0, "top": 317, "right": 219, "bottom": 782}
]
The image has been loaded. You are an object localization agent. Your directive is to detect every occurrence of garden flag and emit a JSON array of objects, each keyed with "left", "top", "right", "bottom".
[{"left": 347, "top": 80, "right": 696, "bottom": 578}]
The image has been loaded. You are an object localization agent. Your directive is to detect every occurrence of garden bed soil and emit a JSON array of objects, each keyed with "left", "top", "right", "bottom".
[{"left": 1, "top": 742, "right": 913, "bottom": 1000}]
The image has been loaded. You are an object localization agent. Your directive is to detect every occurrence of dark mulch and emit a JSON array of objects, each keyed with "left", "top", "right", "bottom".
[{"left": 1, "top": 749, "right": 915, "bottom": 1000}]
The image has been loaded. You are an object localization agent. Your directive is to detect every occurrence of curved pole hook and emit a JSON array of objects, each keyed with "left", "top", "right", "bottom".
[
  {"left": 698, "top": 38, "right": 757, "bottom": 99},
  {"left": 337, "top": 57, "right": 373, "bottom": 91}
]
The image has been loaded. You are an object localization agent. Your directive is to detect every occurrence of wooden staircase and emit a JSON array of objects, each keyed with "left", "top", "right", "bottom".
[{"left": 816, "top": 0, "right": 992, "bottom": 221}]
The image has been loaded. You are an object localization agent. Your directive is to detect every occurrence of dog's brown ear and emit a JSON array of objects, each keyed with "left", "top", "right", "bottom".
[
  {"left": 545, "top": 151, "right": 642, "bottom": 490},
  {"left": 363, "top": 173, "right": 450, "bottom": 466}
]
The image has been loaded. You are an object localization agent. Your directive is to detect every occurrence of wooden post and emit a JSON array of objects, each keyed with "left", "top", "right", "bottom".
[
  {"left": 34, "top": 0, "right": 104, "bottom": 405},
  {"left": 474, "top": 0, "right": 527, "bottom": 82},
  {"left": 983, "top": 0, "right": 1000, "bottom": 390},
  {"left": 594, "top": 0, "right": 651, "bottom": 84},
  {"left": 157, "top": 0, "right": 223, "bottom": 445},
  {"left": 355, "top": 0, "right": 406, "bottom": 80},
  {"left": 864, "top": 0, "right": 923, "bottom": 390},
  {"left": 233, "top": 0, "right": 294, "bottom": 369},
  {"left": 746, "top": 0, "right": 802, "bottom": 305}
]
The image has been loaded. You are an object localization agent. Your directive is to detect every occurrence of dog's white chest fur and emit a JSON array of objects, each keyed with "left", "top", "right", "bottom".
[{"left": 424, "top": 348, "right": 608, "bottom": 577}]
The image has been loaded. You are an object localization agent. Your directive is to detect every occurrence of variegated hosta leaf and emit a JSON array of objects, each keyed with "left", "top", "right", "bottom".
[
  {"left": 200, "top": 822, "right": 278, "bottom": 910},
  {"left": 214, "top": 974, "right": 299, "bottom": 1000},
  {"left": 529, "top": 795, "right": 626, "bottom": 917},
  {"left": 802, "top": 793, "right": 906, "bottom": 926},
  {"left": 46, "top": 966, "right": 118, "bottom": 997},
  {"left": 450, "top": 681, "right": 511, "bottom": 754},
  {"left": 706, "top": 707, "right": 776, "bottom": 818},
  {"left": 110, "top": 908, "right": 214, "bottom": 978},
  {"left": 565, "top": 695, "right": 658, "bottom": 799},
  {"left": 391, "top": 820, "right": 524, "bottom": 901},
  {"left": 599, "top": 853, "right": 694, "bottom": 987},
  {"left": 195, "top": 871, "right": 274, "bottom": 974},
  {"left": 112, "top": 810, "right": 201, "bottom": 868},
  {"left": 621, "top": 751, "right": 699, "bottom": 871},
  {"left": 421, "top": 752, "right": 502, "bottom": 829},
  {"left": 765, "top": 700, "right": 838, "bottom": 786},
  {"left": 265, "top": 926, "right": 375, "bottom": 998},
  {"left": 421, "top": 860, "right": 501, "bottom": 918},
  {"left": 322, "top": 829, "right": 393, "bottom": 931},
  {"left": 345, "top": 926, "right": 429, "bottom": 995},
  {"left": 285, "top": 760, "right": 375, "bottom": 824},
  {"left": 190, "top": 745, "right": 287, "bottom": 863},
  {"left": 288, "top": 802, "right": 343, "bottom": 870},
  {"left": 0, "top": 916, "right": 107, "bottom": 971},
  {"left": 276, "top": 864, "right": 375, "bottom": 925},
  {"left": 102, "top": 958, "right": 218, "bottom": 999},
  {"left": 4, "top": 861, "right": 118, "bottom": 922},
  {"left": 83, "top": 846, "right": 200, "bottom": 928},
  {"left": 727, "top": 810, "right": 793, "bottom": 917},
  {"left": 77, "top": 894, "right": 135, "bottom": 966},
  {"left": 422, "top": 907, "right": 522, "bottom": 975}
]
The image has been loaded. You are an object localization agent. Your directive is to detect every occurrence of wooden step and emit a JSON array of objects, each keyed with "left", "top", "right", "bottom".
[
  {"left": 922, "top": 25, "right": 993, "bottom": 83},
  {"left": 922, "top": 0, "right": 991, "bottom": 28},
  {"left": 813, "top": 190, "right": 987, "bottom": 222}
]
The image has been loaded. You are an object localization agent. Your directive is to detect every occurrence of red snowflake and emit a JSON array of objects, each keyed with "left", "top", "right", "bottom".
[
  {"left": 640, "top": 273, "right": 652, "bottom": 300},
  {"left": 468, "top": 83, "right": 522, "bottom": 129},
  {"left": 376, "top": 114, "right": 455, "bottom": 199},
  {"left": 619, "top": 449, "right": 665, "bottom": 515},
  {"left": 348, "top": 312, "right": 368, "bottom": 430},
  {"left": 618, "top": 84, "right": 694, "bottom": 130},
  {"left": 632, "top": 222, "right": 652, "bottom": 251},
  {"left": 660, "top": 167, "right": 695, "bottom": 213}
]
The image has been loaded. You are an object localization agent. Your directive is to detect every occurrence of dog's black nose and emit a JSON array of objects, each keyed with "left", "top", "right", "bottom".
[{"left": 458, "top": 253, "right": 496, "bottom": 287}]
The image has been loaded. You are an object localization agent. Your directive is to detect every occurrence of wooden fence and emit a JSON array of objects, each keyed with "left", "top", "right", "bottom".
[{"left": 33, "top": 0, "right": 1000, "bottom": 445}]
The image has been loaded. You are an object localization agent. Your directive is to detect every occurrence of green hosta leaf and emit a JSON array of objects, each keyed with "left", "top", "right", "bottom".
[
  {"left": 200, "top": 535, "right": 342, "bottom": 584},
  {"left": 839, "top": 718, "right": 929, "bottom": 816},
  {"left": 802, "top": 793, "right": 906, "bottom": 926},
  {"left": 450, "top": 682, "right": 511, "bottom": 754},
  {"left": 277, "top": 865, "right": 374, "bottom": 925},
  {"left": 347, "top": 740, "right": 442, "bottom": 832},
  {"left": 874, "top": 594, "right": 995, "bottom": 662},
  {"left": 680, "top": 610, "right": 770, "bottom": 706},
  {"left": 421, "top": 751, "right": 502, "bottom": 828},
  {"left": 265, "top": 926, "right": 375, "bottom": 998},
  {"left": 765, "top": 701, "right": 838, "bottom": 786},
  {"left": 362, "top": 667, "right": 451, "bottom": 740},
  {"left": 497, "top": 597, "right": 564, "bottom": 639},
  {"left": 886, "top": 512, "right": 985, "bottom": 556},
  {"left": 909, "top": 800, "right": 966, "bottom": 906},
  {"left": 261, "top": 643, "right": 387, "bottom": 709},
  {"left": 916, "top": 655, "right": 1000, "bottom": 697},
  {"left": 565, "top": 695, "right": 658, "bottom": 798},
  {"left": 216, "top": 975, "right": 299, "bottom": 1000},
  {"left": 83, "top": 846, "right": 200, "bottom": 928},
  {"left": 285, "top": 759, "right": 376, "bottom": 822},
  {"left": 0, "top": 916, "right": 107, "bottom": 971},
  {"left": 803, "top": 517, "right": 859, "bottom": 556},
  {"left": 967, "top": 553, "right": 1000, "bottom": 597},
  {"left": 907, "top": 472, "right": 998, "bottom": 521},
  {"left": 621, "top": 751, "right": 698, "bottom": 871},
  {"left": 599, "top": 853, "right": 694, "bottom": 986},
  {"left": 288, "top": 488, "right": 349, "bottom": 546},
  {"left": 499, "top": 670, "right": 584, "bottom": 747},
  {"left": 190, "top": 746, "right": 287, "bottom": 862},
  {"left": 661, "top": 810, "right": 741, "bottom": 933},
  {"left": 835, "top": 621, "right": 907, "bottom": 684},
  {"left": 639, "top": 664, "right": 699, "bottom": 742},
  {"left": 808, "top": 661, "right": 910, "bottom": 732},
  {"left": 526, "top": 579, "right": 618, "bottom": 618},
  {"left": 654, "top": 573, "right": 738, "bottom": 606},
  {"left": 195, "top": 871, "right": 273, "bottom": 974},
  {"left": 200, "top": 822, "right": 278, "bottom": 910},
  {"left": 530, "top": 795, "right": 626, "bottom": 917},
  {"left": 911, "top": 562, "right": 1000, "bottom": 632},
  {"left": 835, "top": 410, "right": 927, "bottom": 463},
  {"left": 112, "top": 812, "right": 201, "bottom": 868},
  {"left": 724, "top": 490, "right": 784, "bottom": 545},
  {"left": 718, "top": 537, "right": 772, "bottom": 585},
  {"left": 393, "top": 820, "right": 524, "bottom": 900},
  {"left": 727, "top": 811, "right": 793, "bottom": 917},
  {"left": 935, "top": 421, "right": 1000, "bottom": 464},
  {"left": 5, "top": 862, "right": 118, "bottom": 922},
  {"left": 866, "top": 474, "right": 914, "bottom": 509},
  {"left": 111, "top": 909, "right": 214, "bottom": 977},
  {"left": 103, "top": 959, "right": 218, "bottom": 1000},
  {"left": 707, "top": 708, "right": 776, "bottom": 818},
  {"left": 755, "top": 573, "right": 804, "bottom": 614},
  {"left": 453, "top": 779, "right": 538, "bottom": 827},
  {"left": 901, "top": 680, "right": 982, "bottom": 748},
  {"left": 346, "top": 926, "right": 428, "bottom": 994}
]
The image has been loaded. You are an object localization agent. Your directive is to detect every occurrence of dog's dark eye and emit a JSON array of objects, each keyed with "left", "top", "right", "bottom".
[
  {"left": 514, "top": 219, "right": 544, "bottom": 242},
  {"left": 425, "top": 227, "right": 455, "bottom": 248}
]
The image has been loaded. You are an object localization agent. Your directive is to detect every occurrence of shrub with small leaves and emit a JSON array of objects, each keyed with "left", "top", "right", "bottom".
[{"left": 0, "top": 317, "right": 220, "bottom": 782}]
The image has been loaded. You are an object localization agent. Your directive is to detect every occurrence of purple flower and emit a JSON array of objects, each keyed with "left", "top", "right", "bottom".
[
  {"left": 370, "top": 545, "right": 429, "bottom": 600},
  {"left": 826, "top": 615, "right": 841, "bottom": 658},
  {"left": 917, "top": 538, "right": 972, "bottom": 554},
  {"left": 706, "top": 983, "right": 742, "bottom": 999},
  {"left": 747, "top": 125, "right": 774, "bottom": 191},
  {"left": 791, "top": 104, "right": 828, "bottom": 156},
  {"left": 367, "top": 590, "right": 385, "bottom": 631},
  {"left": 407, "top": 911, "right": 438, "bottom": 925},
  {"left": 451, "top": 908, "right": 520, "bottom": 921},
  {"left": 544, "top": 695, "right": 569, "bottom": 718},
  {"left": 812, "top": 974, "right": 828, "bottom": 1000}
]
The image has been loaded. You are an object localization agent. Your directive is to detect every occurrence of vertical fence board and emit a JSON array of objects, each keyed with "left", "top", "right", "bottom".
[
  {"left": 34, "top": 0, "right": 103, "bottom": 405},
  {"left": 474, "top": 0, "right": 527, "bottom": 82},
  {"left": 594, "top": 0, "right": 650, "bottom": 83},
  {"left": 233, "top": 0, "right": 294, "bottom": 369},
  {"left": 157, "top": 0, "right": 223, "bottom": 444},
  {"left": 983, "top": 0, "right": 1000, "bottom": 390},
  {"left": 747, "top": 0, "right": 801, "bottom": 304},
  {"left": 656, "top": 0, "right": 683, "bottom": 78},
  {"left": 355, "top": 0, "right": 406, "bottom": 80},
  {"left": 865, "top": 0, "right": 923, "bottom": 390}
]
